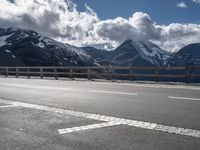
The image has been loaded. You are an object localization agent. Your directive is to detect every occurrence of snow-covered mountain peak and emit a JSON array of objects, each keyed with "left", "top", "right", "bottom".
[{"left": 119, "top": 39, "right": 171, "bottom": 65}]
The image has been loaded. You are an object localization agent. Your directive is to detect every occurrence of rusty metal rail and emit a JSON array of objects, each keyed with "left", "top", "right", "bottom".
[{"left": 0, "top": 66, "right": 200, "bottom": 83}]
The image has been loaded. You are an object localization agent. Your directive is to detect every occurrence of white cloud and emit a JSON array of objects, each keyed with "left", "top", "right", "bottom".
[
  {"left": 153, "top": 23, "right": 200, "bottom": 52},
  {"left": 193, "top": 0, "right": 200, "bottom": 4},
  {"left": 0, "top": 0, "right": 99, "bottom": 41},
  {"left": 0, "top": 0, "right": 200, "bottom": 52},
  {"left": 92, "top": 11, "right": 200, "bottom": 52},
  {"left": 176, "top": 2, "right": 187, "bottom": 8}
]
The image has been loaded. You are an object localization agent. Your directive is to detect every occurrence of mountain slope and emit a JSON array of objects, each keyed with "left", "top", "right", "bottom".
[
  {"left": 81, "top": 46, "right": 109, "bottom": 62},
  {"left": 111, "top": 39, "right": 171, "bottom": 66},
  {"left": 165, "top": 43, "right": 200, "bottom": 82},
  {"left": 0, "top": 28, "right": 95, "bottom": 66},
  {"left": 167, "top": 43, "right": 200, "bottom": 66}
]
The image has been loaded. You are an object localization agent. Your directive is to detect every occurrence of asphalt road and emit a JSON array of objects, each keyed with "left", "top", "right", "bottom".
[{"left": 0, "top": 77, "right": 200, "bottom": 150}]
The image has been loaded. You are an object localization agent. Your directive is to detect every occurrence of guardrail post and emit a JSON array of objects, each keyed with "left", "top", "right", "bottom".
[
  {"left": 155, "top": 67, "right": 159, "bottom": 82},
  {"left": 54, "top": 67, "right": 58, "bottom": 80},
  {"left": 106, "top": 67, "right": 110, "bottom": 80},
  {"left": 40, "top": 68, "right": 43, "bottom": 79},
  {"left": 129, "top": 66, "right": 133, "bottom": 81},
  {"left": 5, "top": 67, "right": 8, "bottom": 77},
  {"left": 16, "top": 68, "right": 19, "bottom": 78},
  {"left": 70, "top": 68, "right": 73, "bottom": 79},
  {"left": 185, "top": 66, "right": 189, "bottom": 83},
  {"left": 87, "top": 68, "right": 91, "bottom": 80},
  {"left": 27, "top": 68, "right": 30, "bottom": 79},
  {"left": 110, "top": 67, "right": 112, "bottom": 80}
]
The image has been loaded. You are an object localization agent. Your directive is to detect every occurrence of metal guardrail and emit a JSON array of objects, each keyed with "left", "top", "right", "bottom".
[{"left": 0, "top": 66, "right": 200, "bottom": 83}]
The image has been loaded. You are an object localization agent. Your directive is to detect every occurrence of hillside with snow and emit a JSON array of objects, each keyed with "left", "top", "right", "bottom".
[
  {"left": 166, "top": 43, "right": 200, "bottom": 66},
  {"left": 0, "top": 28, "right": 200, "bottom": 68},
  {"left": 0, "top": 28, "right": 95, "bottom": 66},
  {"left": 82, "top": 39, "right": 171, "bottom": 66}
]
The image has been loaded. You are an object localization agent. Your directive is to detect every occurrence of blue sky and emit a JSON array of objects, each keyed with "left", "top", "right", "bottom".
[{"left": 75, "top": 0, "right": 200, "bottom": 24}]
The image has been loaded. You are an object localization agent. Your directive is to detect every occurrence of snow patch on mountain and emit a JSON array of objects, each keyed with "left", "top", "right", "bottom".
[
  {"left": 130, "top": 40, "right": 171, "bottom": 65},
  {"left": 0, "top": 28, "right": 97, "bottom": 66},
  {"left": 12, "top": 55, "right": 16, "bottom": 59},
  {"left": 35, "top": 33, "right": 89, "bottom": 59},
  {"left": 5, "top": 49, "right": 11, "bottom": 53},
  {"left": 0, "top": 34, "right": 13, "bottom": 47}
]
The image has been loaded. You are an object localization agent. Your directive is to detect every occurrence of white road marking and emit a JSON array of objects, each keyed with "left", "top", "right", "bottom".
[
  {"left": 1, "top": 83, "right": 72, "bottom": 91},
  {"left": 58, "top": 121, "right": 122, "bottom": 134},
  {"left": 81, "top": 80, "right": 200, "bottom": 90},
  {"left": 1, "top": 77, "right": 200, "bottom": 91},
  {"left": 0, "top": 104, "right": 18, "bottom": 108},
  {"left": 90, "top": 90, "right": 138, "bottom": 96},
  {"left": 2, "top": 83, "right": 138, "bottom": 96},
  {"left": 0, "top": 98, "right": 200, "bottom": 138},
  {"left": 168, "top": 96, "right": 200, "bottom": 101}
]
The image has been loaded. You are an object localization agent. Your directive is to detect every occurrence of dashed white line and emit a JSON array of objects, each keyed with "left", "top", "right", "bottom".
[
  {"left": 0, "top": 98, "right": 200, "bottom": 138},
  {"left": 90, "top": 90, "right": 138, "bottom": 96},
  {"left": 168, "top": 96, "right": 200, "bottom": 101}
]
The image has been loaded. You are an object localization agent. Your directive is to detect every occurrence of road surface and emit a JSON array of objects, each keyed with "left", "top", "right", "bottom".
[{"left": 0, "top": 77, "right": 200, "bottom": 150}]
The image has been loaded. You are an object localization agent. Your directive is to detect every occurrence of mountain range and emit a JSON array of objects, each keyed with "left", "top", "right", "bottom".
[{"left": 0, "top": 28, "right": 200, "bottom": 67}]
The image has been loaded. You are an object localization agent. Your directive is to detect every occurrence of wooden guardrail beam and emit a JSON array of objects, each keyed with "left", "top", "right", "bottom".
[{"left": 0, "top": 66, "right": 199, "bottom": 83}]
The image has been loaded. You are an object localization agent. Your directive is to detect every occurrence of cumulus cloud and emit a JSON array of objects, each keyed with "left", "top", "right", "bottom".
[
  {"left": 153, "top": 24, "right": 200, "bottom": 52},
  {"left": 193, "top": 0, "right": 200, "bottom": 4},
  {"left": 92, "top": 17, "right": 140, "bottom": 43},
  {"left": 0, "top": 0, "right": 200, "bottom": 52},
  {"left": 0, "top": 0, "right": 99, "bottom": 42},
  {"left": 176, "top": 2, "right": 187, "bottom": 8},
  {"left": 91, "top": 11, "right": 200, "bottom": 52}
]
